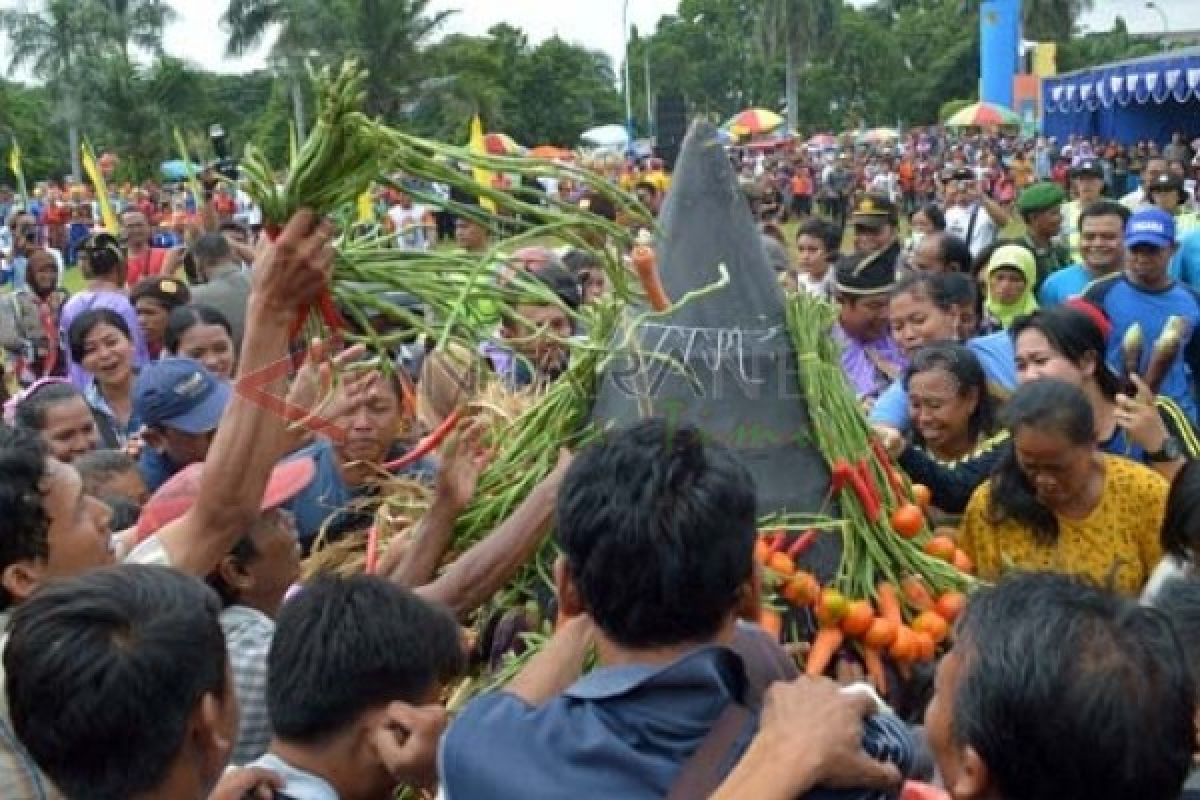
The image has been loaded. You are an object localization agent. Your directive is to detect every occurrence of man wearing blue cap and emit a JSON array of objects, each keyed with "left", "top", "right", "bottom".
[
  {"left": 134, "top": 356, "right": 231, "bottom": 493},
  {"left": 1085, "top": 207, "right": 1200, "bottom": 421}
]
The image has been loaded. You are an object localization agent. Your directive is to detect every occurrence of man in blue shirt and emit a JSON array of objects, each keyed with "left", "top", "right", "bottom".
[
  {"left": 1085, "top": 207, "right": 1200, "bottom": 421},
  {"left": 285, "top": 366, "right": 434, "bottom": 548},
  {"left": 1172, "top": 226, "right": 1200, "bottom": 288},
  {"left": 441, "top": 419, "right": 915, "bottom": 800},
  {"left": 1038, "top": 200, "right": 1129, "bottom": 306}
]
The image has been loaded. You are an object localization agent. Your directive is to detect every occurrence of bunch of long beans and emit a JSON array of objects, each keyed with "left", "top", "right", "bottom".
[
  {"left": 784, "top": 291, "right": 973, "bottom": 674},
  {"left": 449, "top": 300, "right": 621, "bottom": 554},
  {"left": 239, "top": 61, "right": 381, "bottom": 228}
]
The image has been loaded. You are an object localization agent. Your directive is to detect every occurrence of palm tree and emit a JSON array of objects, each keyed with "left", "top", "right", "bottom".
[
  {"left": 222, "top": 0, "right": 332, "bottom": 137},
  {"left": 95, "top": 0, "right": 176, "bottom": 60},
  {"left": 758, "top": 0, "right": 839, "bottom": 134},
  {"left": 0, "top": 0, "right": 99, "bottom": 181},
  {"left": 329, "top": 0, "right": 456, "bottom": 120}
]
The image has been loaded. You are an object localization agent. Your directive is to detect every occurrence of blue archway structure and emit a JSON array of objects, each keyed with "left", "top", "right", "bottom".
[{"left": 1042, "top": 47, "right": 1200, "bottom": 144}]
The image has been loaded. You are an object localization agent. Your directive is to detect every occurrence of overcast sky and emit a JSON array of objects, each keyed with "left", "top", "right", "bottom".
[{"left": 1, "top": 0, "right": 1194, "bottom": 78}]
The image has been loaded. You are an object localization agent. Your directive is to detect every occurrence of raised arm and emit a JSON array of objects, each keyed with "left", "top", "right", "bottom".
[
  {"left": 414, "top": 454, "right": 569, "bottom": 619},
  {"left": 155, "top": 211, "right": 337, "bottom": 575}
]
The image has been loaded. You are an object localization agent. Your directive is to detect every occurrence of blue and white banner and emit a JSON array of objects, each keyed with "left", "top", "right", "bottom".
[{"left": 1044, "top": 52, "right": 1200, "bottom": 113}]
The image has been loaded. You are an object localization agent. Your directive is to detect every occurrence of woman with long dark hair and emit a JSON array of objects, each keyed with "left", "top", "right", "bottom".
[
  {"left": 164, "top": 305, "right": 237, "bottom": 381},
  {"left": 958, "top": 379, "right": 1168, "bottom": 595},
  {"left": 904, "top": 342, "right": 998, "bottom": 462},
  {"left": 68, "top": 308, "right": 141, "bottom": 449}
]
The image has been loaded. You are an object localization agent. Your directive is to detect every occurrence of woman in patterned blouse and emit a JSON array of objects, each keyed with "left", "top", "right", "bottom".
[{"left": 959, "top": 378, "right": 1168, "bottom": 596}]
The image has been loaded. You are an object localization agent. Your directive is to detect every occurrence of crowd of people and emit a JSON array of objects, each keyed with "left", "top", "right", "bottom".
[{"left": 1, "top": 121, "right": 1200, "bottom": 800}]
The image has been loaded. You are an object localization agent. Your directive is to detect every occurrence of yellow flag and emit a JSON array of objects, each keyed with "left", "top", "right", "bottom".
[
  {"left": 467, "top": 115, "right": 497, "bottom": 213},
  {"left": 81, "top": 140, "right": 120, "bottom": 235},
  {"left": 357, "top": 189, "right": 374, "bottom": 224},
  {"left": 8, "top": 139, "right": 27, "bottom": 206}
]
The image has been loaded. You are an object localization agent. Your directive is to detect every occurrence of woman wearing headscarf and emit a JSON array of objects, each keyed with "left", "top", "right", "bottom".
[{"left": 982, "top": 244, "right": 1039, "bottom": 330}]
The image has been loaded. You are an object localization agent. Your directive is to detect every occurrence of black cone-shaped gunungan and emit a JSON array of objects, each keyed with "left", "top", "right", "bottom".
[{"left": 590, "top": 120, "right": 837, "bottom": 579}]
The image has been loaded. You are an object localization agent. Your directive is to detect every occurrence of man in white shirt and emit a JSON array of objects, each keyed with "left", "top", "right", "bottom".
[
  {"left": 1122, "top": 156, "right": 1168, "bottom": 209},
  {"left": 943, "top": 167, "right": 1010, "bottom": 261},
  {"left": 386, "top": 191, "right": 435, "bottom": 251}
]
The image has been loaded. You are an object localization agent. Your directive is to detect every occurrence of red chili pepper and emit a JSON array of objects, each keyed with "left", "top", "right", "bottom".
[
  {"left": 870, "top": 437, "right": 907, "bottom": 501},
  {"left": 766, "top": 529, "right": 788, "bottom": 555},
  {"left": 830, "top": 458, "right": 855, "bottom": 495},
  {"left": 849, "top": 458, "right": 881, "bottom": 522},
  {"left": 383, "top": 408, "right": 464, "bottom": 472},
  {"left": 786, "top": 529, "right": 819, "bottom": 559}
]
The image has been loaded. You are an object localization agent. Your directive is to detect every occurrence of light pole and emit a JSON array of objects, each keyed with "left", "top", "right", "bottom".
[
  {"left": 623, "top": 0, "right": 634, "bottom": 146},
  {"left": 644, "top": 44, "right": 654, "bottom": 140},
  {"left": 1146, "top": 1, "right": 1169, "bottom": 50}
]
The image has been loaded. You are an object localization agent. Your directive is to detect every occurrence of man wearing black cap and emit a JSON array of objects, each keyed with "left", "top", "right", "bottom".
[
  {"left": 833, "top": 249, "right": 905, "bottom": 405},
  {"left": 1148, "top": 172, "right": 1200, "bottom": 240},
  {"left": 1062, "top": 158, "right": 1107, "bottom": 261},
  {"left": 943, "top": 167, "right": 1009, "bottom": 260}
]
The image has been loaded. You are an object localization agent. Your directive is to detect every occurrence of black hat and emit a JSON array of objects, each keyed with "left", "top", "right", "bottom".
[
  {"left": 835, "top": 249, "right": 896, "bottom": 296},
  {"left": 949, "top": 167, "right": 976, "bottom": 182},
  {"left": 1071, "top": 159, "right": 1104, "bottom": 179},
  {"left": 851, "top": 193, "right": 897, "bottom": 228},
  {"left": 1147, "top": 172, "right": 1190, "bottom": 205}
]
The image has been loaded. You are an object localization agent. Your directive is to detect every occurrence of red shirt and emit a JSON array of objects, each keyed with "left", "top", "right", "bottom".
[{"left": 126, "top": 247, "right": 167, "bottom": 285}]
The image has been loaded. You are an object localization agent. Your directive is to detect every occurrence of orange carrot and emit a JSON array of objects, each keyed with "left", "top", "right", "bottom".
[
  {"left": 876, "top": 582, "right": 903, "bottom": 628},
  {"left": 631, "top": 245, "right": 671, "bottom": 311},
  {"left": 805, "top": 627, "right": 845, "bottom": 677},
  {"left": 902, "top": 575, "right": 935, "bottom": 612},
  {"left": 863, "top": 646, "right": 889, "bottom": 696}
]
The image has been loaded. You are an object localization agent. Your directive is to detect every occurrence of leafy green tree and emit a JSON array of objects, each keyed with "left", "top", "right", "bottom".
[
  {"left": 222, "top": 0, "right": 332, "bottom": 137},
  {"left": 95, "top": 0, "right": 175, "bottom": 60},
  {"left": 758, "top": 0, "right": 838, "bottom": 133},
  {"left": 1021, "top": 0, "right": 1094, "bottom": 42},
  {"left": 327, "top": 0, "right": 455, "bottom": 120},
  {"left": 0, "top": 0, "right": 99, "bottom": 181},
  {"left": 1056, "top": 16, "right": 1160, "bottom": 72}
]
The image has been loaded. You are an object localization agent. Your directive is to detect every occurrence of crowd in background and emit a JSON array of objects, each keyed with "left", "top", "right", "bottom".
[{"left": 2, "top": 123, "right": 1200, "bottom": 800}]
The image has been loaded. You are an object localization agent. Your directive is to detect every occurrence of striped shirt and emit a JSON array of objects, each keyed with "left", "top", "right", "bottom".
[{"left": 220, "top": 605, "right": 275, "bottom": 765}]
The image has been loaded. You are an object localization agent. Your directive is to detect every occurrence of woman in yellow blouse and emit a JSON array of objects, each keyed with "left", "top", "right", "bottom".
[{"left": 959, "top": 378, "right": 1167, "bottom": 596}]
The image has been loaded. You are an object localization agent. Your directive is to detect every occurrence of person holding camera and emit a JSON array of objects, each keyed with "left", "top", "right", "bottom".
[
  {"left": 1, "top": 209, "right": 63, "bottom": 292},
  {"left": 943, "top": 167, "right": 1010, "bottom": 261}
]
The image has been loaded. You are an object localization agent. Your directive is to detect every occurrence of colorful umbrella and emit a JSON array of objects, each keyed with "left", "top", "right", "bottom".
[
  {"left": 807, "top": 133, "right": 837, "bottom": 149},
  {"left": 945, "top": 102, "right": 1020, "bottom": 128},
  {"left": 482, "top": 132, "right": 523, "bottom": 156},
  {"left": 727, "top": 108, "right": 783, "bottom": 138}
]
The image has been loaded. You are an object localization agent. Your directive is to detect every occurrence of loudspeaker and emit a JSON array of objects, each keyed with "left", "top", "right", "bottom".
[{"left": 656, "top": 93, "right": 687, "bottom": 170}]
